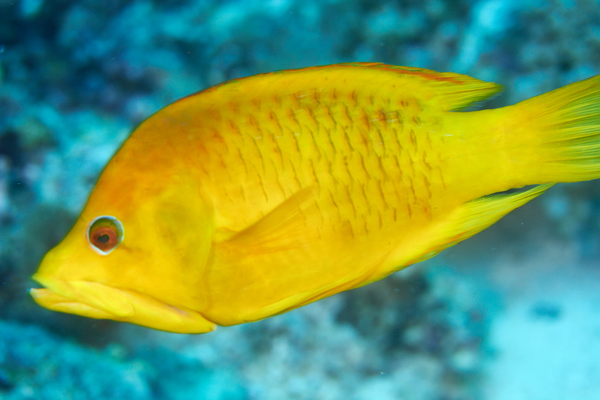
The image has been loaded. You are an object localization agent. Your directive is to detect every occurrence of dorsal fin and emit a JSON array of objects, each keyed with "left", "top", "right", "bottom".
[
  {"left": 197, "top": 62, "right": 503, "bottom": 112},
  {"left": 334, "top": 63, "right": 503, "bottom": 111}
]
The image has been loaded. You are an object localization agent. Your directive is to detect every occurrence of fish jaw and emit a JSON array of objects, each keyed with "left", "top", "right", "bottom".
[{"left": 30, "top": 274, "right": 217, "bottom": 334}]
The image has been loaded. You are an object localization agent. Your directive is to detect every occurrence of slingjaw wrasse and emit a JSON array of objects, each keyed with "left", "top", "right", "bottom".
[{"left": 31, "top": 63, "right": 600, "bottom": 333}]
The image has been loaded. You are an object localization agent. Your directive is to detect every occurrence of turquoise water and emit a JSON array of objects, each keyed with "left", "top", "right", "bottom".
[{"left": 1, "top": 0, "right": 600, "bottom": 399}]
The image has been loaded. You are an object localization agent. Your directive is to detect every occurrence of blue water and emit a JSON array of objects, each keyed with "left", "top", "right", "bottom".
[{"left": 1, "top": 0, "right": 600, "bottom": 399}]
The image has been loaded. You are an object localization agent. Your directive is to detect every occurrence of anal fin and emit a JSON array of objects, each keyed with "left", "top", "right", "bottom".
[
  {"left": 396, "top": 183, "right": 555, "bottom": 267},
  {"left": 454, "top": 183, "right": 554, "bottom": 238},
  {"left": 434, "top": 183, "right": 555, "bottom": 257}
]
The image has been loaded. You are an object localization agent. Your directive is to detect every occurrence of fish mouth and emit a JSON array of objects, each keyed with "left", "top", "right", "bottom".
[{"left": 30, "top": 274, "right": 217, "bottom": 334}]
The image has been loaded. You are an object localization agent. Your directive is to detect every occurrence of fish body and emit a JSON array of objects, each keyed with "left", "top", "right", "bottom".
[{"left": 31, "top": 63, "right": 600, "bottom": 333}]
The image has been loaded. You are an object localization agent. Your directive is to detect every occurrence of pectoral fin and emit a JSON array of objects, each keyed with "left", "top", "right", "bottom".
[{"left": 221, "top": 186, "right": 316, "bottom": 254}]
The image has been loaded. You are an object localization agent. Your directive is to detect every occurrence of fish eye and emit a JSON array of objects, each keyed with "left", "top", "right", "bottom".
[{"left": 87, "top": 216, "right": 124, "bottom": 255}]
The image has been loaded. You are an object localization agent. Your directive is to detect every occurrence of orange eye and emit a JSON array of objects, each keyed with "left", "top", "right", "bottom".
[{"left": 87, "top": 216, "right": 124, "bottom": 255}]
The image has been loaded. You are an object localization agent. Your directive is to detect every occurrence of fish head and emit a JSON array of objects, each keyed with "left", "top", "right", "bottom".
[{"left": 30, "top": 146, "right": 217, "bottom": 333}]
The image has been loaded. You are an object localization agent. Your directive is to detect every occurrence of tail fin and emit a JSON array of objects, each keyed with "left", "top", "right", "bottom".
[{"left": 512, "top": 74, "right": 600, "bottom": 183}]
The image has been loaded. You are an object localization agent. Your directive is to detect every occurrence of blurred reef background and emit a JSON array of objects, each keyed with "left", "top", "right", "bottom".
[{"left": 2, "top": 0, "right": 600, "bottom": 399}]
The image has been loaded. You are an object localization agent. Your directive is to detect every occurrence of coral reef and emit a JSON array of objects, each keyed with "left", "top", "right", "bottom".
[{"left": 0, "top": 320, "right": 246, "bottom": 400}]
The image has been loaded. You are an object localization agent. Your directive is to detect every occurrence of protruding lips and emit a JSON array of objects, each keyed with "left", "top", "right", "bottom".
[
  {"left": 30, "top": 274, "right": 217, "bottom": 334},
  {"left": 30, "top": 274, "right": 135, "bottom": 319}
]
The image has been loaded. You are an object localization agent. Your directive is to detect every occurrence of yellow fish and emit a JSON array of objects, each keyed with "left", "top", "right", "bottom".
[{"left": 31, "top": 63, "right": 600, "bottom": 333}]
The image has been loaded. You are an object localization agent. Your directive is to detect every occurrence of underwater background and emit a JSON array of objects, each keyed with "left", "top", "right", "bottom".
[{"left": 2, "top": 0, "right": 600, "bottom": 399}]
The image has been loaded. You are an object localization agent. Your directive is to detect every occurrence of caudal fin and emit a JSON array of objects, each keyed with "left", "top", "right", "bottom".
[{"left": 513, "top": 74, "right": 600, "bottom": 183}]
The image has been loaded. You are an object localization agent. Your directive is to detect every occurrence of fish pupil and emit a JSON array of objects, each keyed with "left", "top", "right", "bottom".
[{"left": 87, "top": 216, "right": 124, "bottom": 255}]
